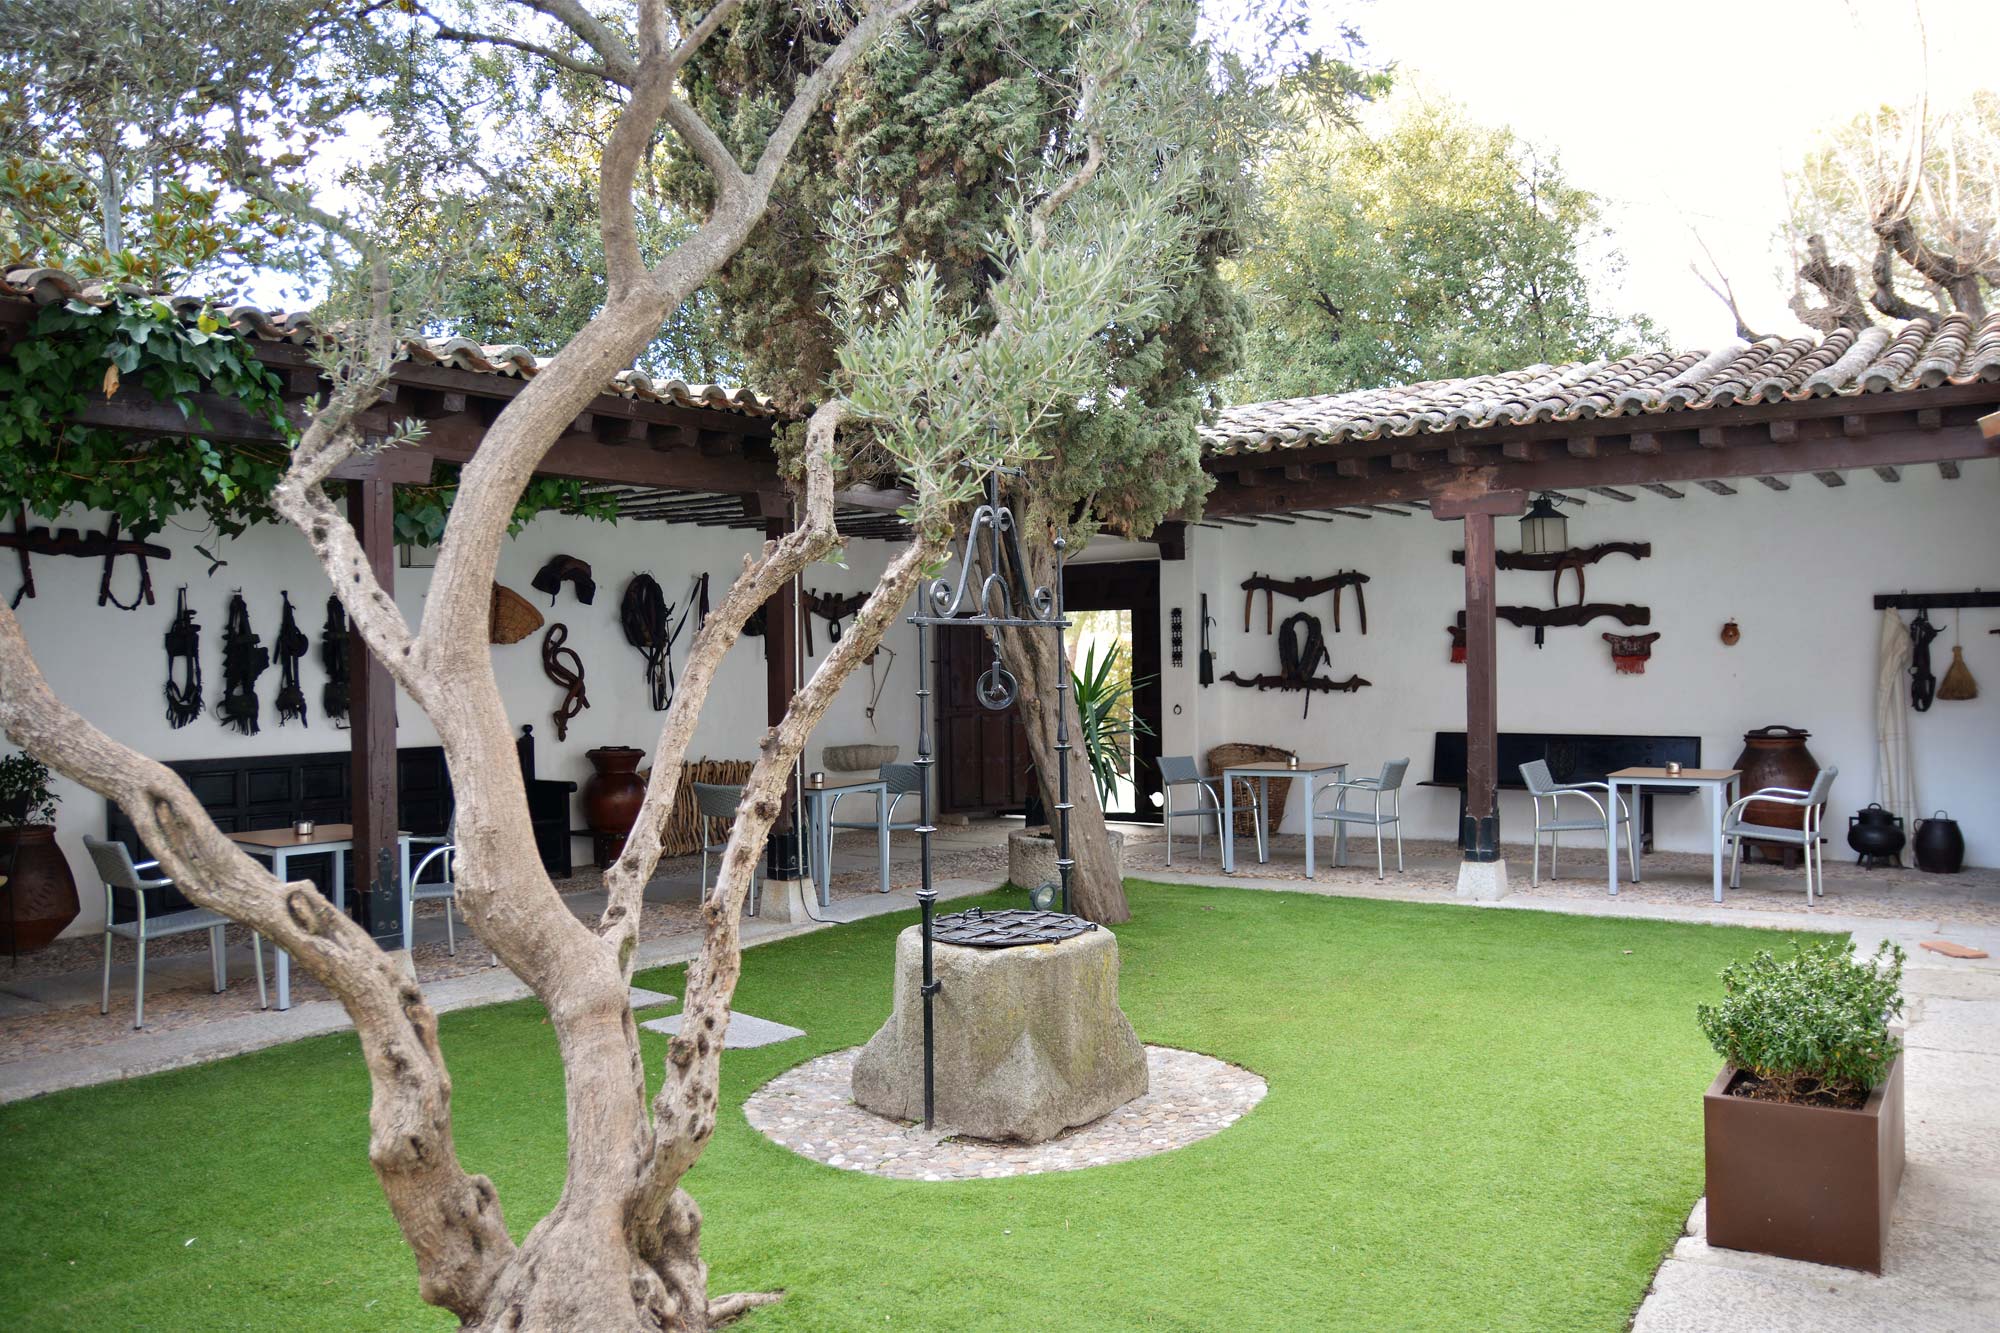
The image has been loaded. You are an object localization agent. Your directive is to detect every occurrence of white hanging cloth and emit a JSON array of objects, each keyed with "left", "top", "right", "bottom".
[{"left": 1874, "top": 608, "right": 1917, "bottom": 830}]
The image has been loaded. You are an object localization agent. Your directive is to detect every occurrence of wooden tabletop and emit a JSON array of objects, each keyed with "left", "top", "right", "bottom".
[
  {"left": 1608, "top": 767, "right": 1741, "bottom": 781},
  {"left": 1225, "top": 760, "right": 1347, "bottom": 774}
]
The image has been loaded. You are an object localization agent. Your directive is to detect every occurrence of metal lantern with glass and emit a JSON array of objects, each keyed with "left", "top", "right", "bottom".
[{"left": 1517, "top": 491, "right": 1570, "bottom": 555}]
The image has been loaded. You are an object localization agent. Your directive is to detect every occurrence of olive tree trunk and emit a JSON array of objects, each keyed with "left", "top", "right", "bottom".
[
  {"left": 987, "top": 493, "right": 1130, "bottom": 926},
  {"left": 0, "top": 5, "right": 929, "bottom": 1327}
]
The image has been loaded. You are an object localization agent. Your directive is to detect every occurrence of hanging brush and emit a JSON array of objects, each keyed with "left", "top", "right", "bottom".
[{"left": 1938, "top": 609, "right": 1979, "bottom": 701}]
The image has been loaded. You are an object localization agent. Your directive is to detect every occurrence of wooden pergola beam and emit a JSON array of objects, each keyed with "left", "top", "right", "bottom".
[{"left": 1201, "top": 415, "right": 1998, "bottom": 518}]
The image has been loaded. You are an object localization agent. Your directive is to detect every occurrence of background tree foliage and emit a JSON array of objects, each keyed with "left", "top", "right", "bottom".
[
  {"left": 0, "top": 0, "right": 349, "bottom": 289},
  {"left": 1779, "top": 90, "right": 1998, "bottom": 330},
  {"left": 350, "top": 21, "right": 739, "bottom": 380},
  {"left": 1230, "top": 90, "right": 1656, "bottom": 401},
  {"left": 675, "top": 0, "right": 1269, "bottom": 540}
]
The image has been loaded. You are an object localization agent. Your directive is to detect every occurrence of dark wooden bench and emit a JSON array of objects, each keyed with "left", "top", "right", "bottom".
[
  {"left": 1425, "top": 730, "right": 1702, "bottom": 851},
  {"left": 104, "top": 727, "right": 573, "bottom": 919}
]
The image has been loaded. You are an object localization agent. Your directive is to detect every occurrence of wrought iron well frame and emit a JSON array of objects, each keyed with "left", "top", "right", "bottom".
[{"left": 908, "top": 467, "right": 1075, "bottom": 1129}]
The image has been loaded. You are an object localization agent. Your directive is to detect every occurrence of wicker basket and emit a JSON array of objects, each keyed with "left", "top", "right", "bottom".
[
  {"left": 489, "top": 583, "right": 545, "bottom": 645},
  {"left": 659, "top": 757, "right": 755, "bottom": 857},
  {"left": 1205, "top": 742, "right": 1296, "bottom": 838}
]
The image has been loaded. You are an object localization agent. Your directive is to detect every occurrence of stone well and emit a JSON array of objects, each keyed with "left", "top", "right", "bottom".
[{"left": 850, "top": 920, "right": 1149, "bottom": 1144}]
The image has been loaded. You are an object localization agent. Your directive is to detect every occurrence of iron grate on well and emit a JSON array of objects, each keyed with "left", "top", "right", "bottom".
[{"left": 928, "top": 907, "right": 1098, "bottom": 949}]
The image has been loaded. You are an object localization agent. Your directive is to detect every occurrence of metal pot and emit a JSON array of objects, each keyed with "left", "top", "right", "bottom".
[
  {"left": 1846, "top": 804, "right": 1906, "bottom": 865},
  {"left": 1913, "top": 811, "right": 1965, "bottom": 875}
]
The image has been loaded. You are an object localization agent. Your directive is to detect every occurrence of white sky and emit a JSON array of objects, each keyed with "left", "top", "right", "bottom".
[{"left": 1313, "top": 0, "right": 1999, "bottom": 346}]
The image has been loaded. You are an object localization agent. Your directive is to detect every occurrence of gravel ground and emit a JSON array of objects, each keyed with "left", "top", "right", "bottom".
[
  {"left": 1121, "top": 832, "right": 2000, "bottom": 926},
  {"left": 0, "top": 840, "right": 1003, "bottom": 1062}
]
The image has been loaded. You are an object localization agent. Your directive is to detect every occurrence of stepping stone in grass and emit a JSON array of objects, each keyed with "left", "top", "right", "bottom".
[
  {"left": 1919, "top": 940, "right": 1990, "bottom": 960},
  {"left": 629, "top": 986, "right": 678, "bottom": 1009},
  {"left": 641, "top": 1012, "right": 804, "bottom": 1048}
]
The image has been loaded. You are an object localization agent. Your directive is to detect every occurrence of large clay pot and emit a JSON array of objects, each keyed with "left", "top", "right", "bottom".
[
  {"left": 1912, "top": 812, "right": 1965, "bottom": 875},
  {"left": 583, "top": 746, "right": 647, "bottom": 863},
  {"left": 1733, "top": 726, "right": 1821, "bottom": 865},
  {"left": 0, "top": 824, "right": 81, "bottom": 953}
]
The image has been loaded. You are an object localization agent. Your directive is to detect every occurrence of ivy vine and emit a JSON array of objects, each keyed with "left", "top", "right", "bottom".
[
  {"left": 0, "top": 292, "right": 291, "bottom": 537},
  {"left": 0, "top": 293, "right": 624, "bottom": 547}
]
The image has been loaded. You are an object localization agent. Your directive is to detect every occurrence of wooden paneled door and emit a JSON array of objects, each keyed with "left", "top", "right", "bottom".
[
  {"left": 935, "top": 625, "right": 1034, "bottom": 815},
  {"left": 932, "top": 560, "right": 1163, "bottom": 820}
]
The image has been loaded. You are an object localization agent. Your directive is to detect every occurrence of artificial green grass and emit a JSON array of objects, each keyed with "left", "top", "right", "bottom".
[{"left": 0, "top": 884, "right": 1818, "bottom": 1331}]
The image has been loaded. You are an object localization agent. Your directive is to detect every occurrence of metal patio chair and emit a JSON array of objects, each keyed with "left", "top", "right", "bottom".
[
  {"left": 1158, "top": 755, "right": 1262, "bottom": 866},
  {"left": 407, "top": 819, "right": 465, "bottom": 956},
  {"left": 694, "top": 782, "right": 757, "bottom": 913},
  {"left": 85, "top": 835, "right": 265, "bottom": 1029},
  {"left": 829, "top": 761, "right": 924, "bottom": 837},
  {"left": 1520, "top": 759, "right": 1639, "bottom": 886},
  {"left": 1311, "top": 758, "right": 1411, "bottom": 879},
  {"left": 1724, "top": 765, "right": 1837, "bottom": 905}
]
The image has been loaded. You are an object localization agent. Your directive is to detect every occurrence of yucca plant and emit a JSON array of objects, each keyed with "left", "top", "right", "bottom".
[{"left": 1071, "top": 641, "right": 1154, "bottom": 806}]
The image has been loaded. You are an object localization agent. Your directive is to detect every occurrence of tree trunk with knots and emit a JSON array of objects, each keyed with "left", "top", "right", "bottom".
[{"left": 986, "top": 494, "right": 1131, "bottom": 926}]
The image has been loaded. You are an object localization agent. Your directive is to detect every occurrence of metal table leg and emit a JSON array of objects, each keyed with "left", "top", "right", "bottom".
[{"left": 1222, "top": 775, "right": 1236, "bottom": 873}]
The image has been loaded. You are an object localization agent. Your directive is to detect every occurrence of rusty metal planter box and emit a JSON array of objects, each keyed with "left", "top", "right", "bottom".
[{"left": 1702, "top": 1053, "right": 1904, "bottom": 1273}]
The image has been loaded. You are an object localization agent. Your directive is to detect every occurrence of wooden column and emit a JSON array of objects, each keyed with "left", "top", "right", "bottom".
[
  {"left": 347, "top": 477, "right": 403, "bottom": 948},
  {"left": 1433, "top": 491, "right": 1526, "bottom": 861},
  {"left": 761, "top": 512, "right": 805, "bottom": 878}
]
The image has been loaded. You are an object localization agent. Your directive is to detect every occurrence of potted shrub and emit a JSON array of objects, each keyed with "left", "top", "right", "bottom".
[
  {"left": 1697, "top": 938, "right": 1906, "bottom": 1272},
  {"left": 0, "top": 750, "right": 81, "bottom": 953}
]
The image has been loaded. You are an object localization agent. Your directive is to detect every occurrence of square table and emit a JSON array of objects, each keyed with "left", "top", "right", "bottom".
[
  {"left": 800, "top": 780, "right": 891, "bottom": 908},
  {"left": 1220, "top": 761, "right": 1349, "bottom": 877},
  {"left": 229, "top": 824, "right": 413, "bottom": 1010},
  {"left": 1605, "top": 768, "right": 1741, "bottom": 903}
]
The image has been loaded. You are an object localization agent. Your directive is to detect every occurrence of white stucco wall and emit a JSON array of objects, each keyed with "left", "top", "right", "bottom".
[
  {"left": 1157, "top": 460, "right": 2000, "bottom": 867},
  {"left": 12, "top": 507, "right": 919, "bottom": 936}
]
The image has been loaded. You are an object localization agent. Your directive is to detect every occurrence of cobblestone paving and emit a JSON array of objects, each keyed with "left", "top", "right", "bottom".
[{"left": 744, "top": 1043, "right": 1266, "bottom": 1180}]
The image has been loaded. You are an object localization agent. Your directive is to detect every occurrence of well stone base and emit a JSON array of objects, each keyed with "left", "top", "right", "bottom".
[{"left": 850, "top": 923, "right": 1148, "bottom": 1143}]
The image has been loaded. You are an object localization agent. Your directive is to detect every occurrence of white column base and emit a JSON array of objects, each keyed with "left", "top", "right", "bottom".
[
  {"left": 753, "top": 876, "right": 815, "bottom": 924},
  {"left": 1454, "top": 858, "right": 1511, "bottom": 902},
  {"left": 383, "top": 947, "right": 417, "bottom": 981}
]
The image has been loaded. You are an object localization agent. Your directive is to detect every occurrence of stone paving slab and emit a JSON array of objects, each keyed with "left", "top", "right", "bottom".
[
  {"left": 640, "top": 1012, "right": 803, "bottom": 1048},
  {"left": 627, "top": 987, "right": 677, "bottom": 1010},
  {"left": 745, "top": 1044, "right": 1265, "bottom": 1181}
]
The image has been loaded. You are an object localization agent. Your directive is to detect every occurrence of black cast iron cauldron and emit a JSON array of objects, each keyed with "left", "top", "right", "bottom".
[
  {"left": 1847, "top": 804, "right": 1906, "bottom": 866},
  {"left": 1913, "top": 811, "right": 1965, "bottom": 875}
]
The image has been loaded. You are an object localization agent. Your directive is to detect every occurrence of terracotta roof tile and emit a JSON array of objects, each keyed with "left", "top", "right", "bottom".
[
  {"left": 0, "top": 266, "right": 777, "bottom": 418},
  {"left": 1206, "top": 314, "right": 2000, "bottom": 455}
]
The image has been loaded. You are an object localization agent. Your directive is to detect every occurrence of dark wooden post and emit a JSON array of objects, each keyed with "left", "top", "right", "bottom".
[
  {"left": 347, "top": 476, "right": 403, "bottom": 950},
  {"left": 1433, "top": 491, "right": 1526, "bottom": 862},
  {"left": 761, "top": 510, "right": 805, "bottom": 879}
]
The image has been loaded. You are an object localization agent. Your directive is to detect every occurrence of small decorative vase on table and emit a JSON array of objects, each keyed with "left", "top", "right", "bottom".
[{"left": 583, "top": 746, "right": 647, "bottom": 865}]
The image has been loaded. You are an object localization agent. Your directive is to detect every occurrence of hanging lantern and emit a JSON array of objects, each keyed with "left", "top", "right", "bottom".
[{"left": 1518, "top": 492, "right": 1568, "bottom": 555}]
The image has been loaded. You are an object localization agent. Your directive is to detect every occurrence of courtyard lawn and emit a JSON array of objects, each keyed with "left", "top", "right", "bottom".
[{"left": 0, "top": 884, "right": 1818, "bottom": 1331}]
